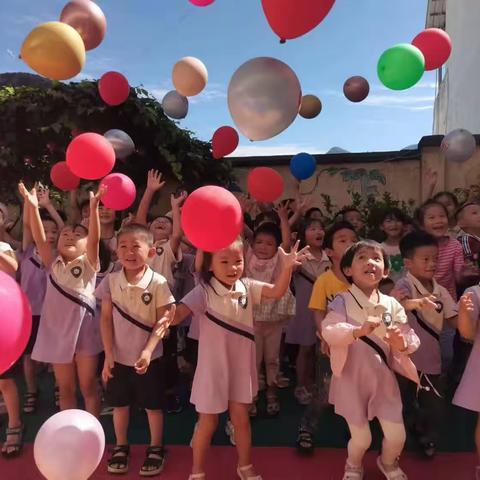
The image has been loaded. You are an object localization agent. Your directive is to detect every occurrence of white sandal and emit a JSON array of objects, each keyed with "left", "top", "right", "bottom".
[
  {"left": 376, "top": 457, "right": 407, "bottom": 480},
  {"left": 188, "top": 474, "right": 205, "bottom": 480},
  {"left": 343, "top": 462, "right": 364, "bottom": 480},
  {"left": 237, "top": 464, "right": 262, "bottom": 480}
]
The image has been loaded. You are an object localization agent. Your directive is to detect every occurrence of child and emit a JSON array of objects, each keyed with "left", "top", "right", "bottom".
[
  {"left": 456, "top": 202, "right": 480, "bottom": 288},
  {"left": 322, "top": 240, "right": 420, "bottom": 480},
  {"left": 19, "top": 182, "right": 103, "bottom": 417},
  {"left": 452, "top": 289, "right": 480, "bottom": 480},
  {"left": 0, "top": 239, "right": 21, "bottom": 458},
  {"left": 341, "top": 207, "right": 365, "bottom": 236},
  {"left": 380, "top": 208, "right": 406, "bottom": 282},
  {"left": 395, "top": 232, "right": 457, "bottom": 457},
  {"left": 433, "top": 191, "right": 459, "bottom": 232},
  {"left": 97, "top": 223, "right": 175, "bottom": 476},
  {"left": 163, "top": 238, "right": 307, "bottom": 480},
  {"left": 286, "top": 218, "right": 330, "bottom": 404},
  {"left": 296, "top": 222, "right": 357, "bottom": 452}
]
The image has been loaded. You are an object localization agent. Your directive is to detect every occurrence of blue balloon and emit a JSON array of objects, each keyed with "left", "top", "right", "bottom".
[{"left": 290, "top": 152, "right": 316, "bottom": 180}]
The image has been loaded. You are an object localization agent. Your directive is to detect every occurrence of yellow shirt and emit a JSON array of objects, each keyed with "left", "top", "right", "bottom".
[{"left": 308, "top": 269, "right": 349, "bottom": 311}]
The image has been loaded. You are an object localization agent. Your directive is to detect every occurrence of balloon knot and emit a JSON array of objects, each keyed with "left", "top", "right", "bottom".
[{"left": 280, "top": 39, "right": 286, "bottom": 44}]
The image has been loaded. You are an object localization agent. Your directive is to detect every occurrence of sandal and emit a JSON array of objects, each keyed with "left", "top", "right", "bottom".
[
  {"left": 294, "top": 386, "right": 312, "bottom": 405},
  {"left": 23, "top": 392, "right": 39, "bottom": 414},
  {"left": 237, "top": 464, "right": 262, "bottom": 480},
  {"left": 54, "top": 386, "right": 60, "bottom": 408},
  {"left": 266, "top": 394, "right": 280, "bottom": 417},
  {"left": 107, "top": 445, "right": 130, "bottom": 474},
  {"left": 296, "top": 430, "right": 314, "bottom": 455},
  {"left": 1, "top": 424, "right": 24, "bottom": 458},
  {"left": 140, "top": 445, "right": 166, "bottom": 477},
  {"left": 343, "top": 462, "right": 364, "bottom": 480},
  {"left": 376, "top": 457, "right": 408, "bottom": 480}
]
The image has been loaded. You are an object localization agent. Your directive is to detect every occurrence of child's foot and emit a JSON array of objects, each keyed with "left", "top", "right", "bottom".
[
  {"left": 23, "top": 391, "right": 39, "bottom": 414},
  {"left": 266, "top": 392, "right": 280, "bottom": 417},
  {"left": 188, "top": 474, "right": 206, "bottom": 480},
  {"left": 237, "top": 464, "right": 262, "bottom": 480},
  {"left": 343, "top": 462, "right": 364, "bottom": 480},
  {"left": 376, "top": 457, "right": 407, "bottom": 480},
  {"left": 107, "top": 445, "right": 130, "bottom": 474},
  {"left": 166, "top": 394, "right": 183, "bottom": 414},
  {"left": 296, "top": 429, "right": 314, "bottom": 455},
  {"left": 1, "top": 424, "right": 24, "bottom": 458},
  {"left": 140, "top": 446, "right": 165, "bottom": 477},
  {"left": 276, "top": 373, "right": 290, "bottom": 389}
]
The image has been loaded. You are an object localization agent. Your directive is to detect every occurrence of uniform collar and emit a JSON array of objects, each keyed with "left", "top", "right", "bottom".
[
  {"left": 210, "top": 277, "right": 246, "bottom": 299},
  {"left": 120, "top": 266, "right": 154, "bottom": 290},
  {"left": 349, "top": 283, "right": 388, "bottom": 315},
  {"left": 406, "top": 271, "right": 440, "bottom": 296},
  {"left": 53, "top": 253, "right": 85, "bottom": 267}
]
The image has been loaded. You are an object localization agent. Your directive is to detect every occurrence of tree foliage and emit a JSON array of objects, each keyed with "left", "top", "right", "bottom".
[{"left": 0, "top": 79, "right": 234, "bottom": 202}]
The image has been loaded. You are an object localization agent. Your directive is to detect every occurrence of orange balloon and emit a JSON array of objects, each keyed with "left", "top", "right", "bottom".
[
  {"left": 172, "top": 57, "right": 208, "bottom": 97},
  {"left": 21, "top": 22, "right": 86, "bottom": 80},
  {"left": 299, "top": 94, "right": 322, "bottom": 119}
]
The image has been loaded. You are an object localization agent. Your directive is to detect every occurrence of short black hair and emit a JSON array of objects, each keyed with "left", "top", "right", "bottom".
[
  {"left": 399, "top": 231, "right": 438, "bottom": 259},
  {"left": 117, "top": 223, "right": 154, "bottom": 245},
  {"left": 433, "top": 191, "right": 459, "bottom": 209},
  {"left": 340, "top": 240, "right": 390, "bottom": 284},
  {"left": 254, "top": 211, "right": 280, "bottom": 229},
  {"left": 323, "top": 222, "right": 356, "bottom": 250},
  {"left": 455, "top": 202, "right": 480, "bottom": 221},
  {"left": 379, "top": 208, "right": 406, "bottom": 224},
  {"left": 414, "top": 200, "right": 448, "bottom": 227},
  {"left": 296, "top": 217, "right": 325, "bottom": 250},
  {"left": 305, "top": 207, "right": 323, "bottom": 219},
  {"left": 253, "top": 222, "right": 282, "bottom": 247}
]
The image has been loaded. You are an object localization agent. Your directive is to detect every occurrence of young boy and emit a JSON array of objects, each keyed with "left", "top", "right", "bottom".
[
  {"left": 395, "top": 231, "right": 457, "bottom": 457},
  {"left": 456, "top": 202, "right": 480, "bottom": 288},
  {"left": 97, "top": 223, "right": 175, "bottom": 476},
  {"left": 341, "top": 207, "right": 365, "bottom": 236},
  {"left": 296, "top": 222, "right": 357, "bottom": 454}
]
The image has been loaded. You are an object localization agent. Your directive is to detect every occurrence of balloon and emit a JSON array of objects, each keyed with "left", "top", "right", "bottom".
[
  {"left": 343, "top": 76, "right": 370, "bottom": 103},
  {"left": 172, "top": 57, "right": 208, "bottom": 97},
  {"left": 181, "top": 186, "right": 243, "bottom": 252},
  {"left": 100, "top": 173, "right": 136, "bottom": 211},
  {"left": 0, "top": 272, "right": 32, "bottom": 375},
  {"left": 299, "top": 94, "right": 322, "bottom": 119},
  {"left": 98, "top": 71, "right": 130, "bottom": 106},
  {"left": 290, "top": 152, "right": 316, "bottom": 180},
  {"left": 412, "top": 28, "right": 452, "bottom": 71},
  {"left": 66, "top": 133, "right": 115, "bottom": 180},
  {"left": 189, "top": 0, "right": 215, "bottom": 5},
  {"left": 441, "top": 129, "right": 476, "bottom": 164},
  {"left": 162, "top": 90, "right": 189, "bottom": 119},
  {"left": 261, "top": 0, "right": 336, "bottom": 42},
  {"left": 34, "top": 409, "right": 105, "bottom": 480},
  {"left": 247, "top": 167, "right": 284, "bottom": 202},
  {"left": 50, "top": 161, "right": 80, "bottom": 191},
  {"left": 377, "top": 44, "right": 425, "bottom": 90},
  {"left": 20, "top": 21, "right": 85, "bottom": 80},
  {"left": 228, "top": 57, "right": 302, "bottom": 141},
  {"left": 60, "top": 0, "right": 107, "bottom": 51},
  {"left": 104, "top": 129, "right": 135, "bottom": 159},
  {"left": 212, "top": 126, "right": 239, "bottom": 159}
]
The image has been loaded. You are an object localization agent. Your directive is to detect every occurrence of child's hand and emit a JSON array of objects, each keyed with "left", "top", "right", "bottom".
[
  {"left": 417, "top": 295, "right": 439, "bottom": 312},
  {"left": 295, "top": 195, "right": 311, "bottom": 215},
  {"left": 120, "top": 212, "right": 135, "bottom": 228},
  {"left": 278, "top": 240, "right": 310, "bottom": 269},
  {"left": 36, "top": 185, "right": 51, "bottom": 208},
  {"left": 424, "top": 167, "right": 438, "bottom": 191},
  {"left": 384, "top": 326, "right": 407, "bottom": 352},
  {"left": 390, "top": 288, "right": 407, "bottom": 303},
  {"left": 274, "top": 202, "right": 290, "bottom": 222},
  {"left": 354, "top": 320, "right": 378, "bottom": 339},
  {"left": 18, "top": 182, "right": 39, "bottom": 208},
  {"left": 134, "top": 350, "right": 152, "bottom": 375},
  {"left": 459, "top": 292, "right": 475, "bottom": 317},
  {"left": 171, "top": 191, "right": 187, "bottom": 209},
  {"left": 89, "top": 184, "right": 107, "bottom": 208},
  {"left": 146, "top": 169, "right": 165, "bottom": 192},
  {"left": 154, "top": 304, "right": 176, "bottom": 338},
  {"left": 102, "top": 356, "right": 114, "bottom": 384}
]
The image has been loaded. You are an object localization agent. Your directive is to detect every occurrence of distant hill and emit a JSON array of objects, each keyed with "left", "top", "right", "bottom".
[{"left": 0, "top": 72, "right": 53, "bottom": 89}]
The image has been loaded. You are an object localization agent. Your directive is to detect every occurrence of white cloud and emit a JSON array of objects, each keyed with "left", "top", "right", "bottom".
[
  {"left": 11, "top": 14, "right": 55, "bottom": 26},
  {"left": 148, "top": 82, "right": 226, "bottom": 104},
  {"left": 151, "top": 88, "right": 170, "bottom": 101},
  {"left": 230, "top": 144, "right": 323, "bottom": 157},
  {"left": 362, "top": 94, "right": 435, "bottom": 107}
]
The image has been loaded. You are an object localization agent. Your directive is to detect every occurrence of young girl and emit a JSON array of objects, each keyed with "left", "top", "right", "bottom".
[
  {"left": 286, "top": 218, "right": 330, "bottom": 402},
  {"left": 380, "top": 208, "right": 406, "bottom": 283},
  {"left": 163, "top": 238, "right": 307, "bottom": 480},
  {"left": 322, "top": 240, "right": 420, "bottom": 480},
  {"left": 19, "top": 182, "right": 104, "bottom": 417},
  {"left": 433, "top": 191, "right": 460, "bottom": 233}
]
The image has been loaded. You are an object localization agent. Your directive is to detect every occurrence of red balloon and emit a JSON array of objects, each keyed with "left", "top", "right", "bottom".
[
  {"left": 247, "top": 167, "right": 284, "bottom": 203},
  {"left": 261, "top": 0, "right": 335, "bottom": 42},
  {"left": 181, "top": 186, "right": 242, "bottom": 252},
  {"left": 66, "top": 132, "right": 115, "bottom": 180},
  {"left": 0, "top": 272, "right": 32, "bottom": 375},
  {"left": 212, "top": 126, "right": 239, "bottom": 159},
  {"left": 50, "top": 161, "right": 80, "bottom": 191},
  {"left": 412, "top": 28, "right": 452, "bottom": 71},
  {"left": 189, "top": 0, "right": 215, "bottom": 5},
  {"left": 98, "top": 71, "right": 130, "bottom": 106},
  {"left": 100, "top": 173, "right": 136, "bottom": 211}
]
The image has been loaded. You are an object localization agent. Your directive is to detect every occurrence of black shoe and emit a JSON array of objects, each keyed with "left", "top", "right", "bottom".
[
  {"left": 296, "top": 430, "right": 314, "bottom": 456},
  {"left": 166, "top": 395, "right": 183, "bottom": 414}
]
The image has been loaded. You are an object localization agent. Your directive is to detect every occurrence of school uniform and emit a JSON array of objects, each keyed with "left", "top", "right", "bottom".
[
  {"left": 95, "top": 266, "right": 174, "bottom": 410},
  {"left": 149, "top": 239, "right": 182, "bottom": 291},
  {"left": 32, "top": 254, "right": 102, "bottom": 364},
  {"left": 181, "top": 277, "right": 266, "bottom": 414}
]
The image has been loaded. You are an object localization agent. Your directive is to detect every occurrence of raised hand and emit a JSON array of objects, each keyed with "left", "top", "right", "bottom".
[
  {"left": 384, "top": 326, "right": 407, "bottom": 352},
  {"left": 89, "top": 184, "right": 107, "bottom": 208},
  {"left": 171, "top": 191, "right": 187, "bottom": 209},
  {"left": 274, "top": 201, "right": 290, "bottom": 222},
  {"left": 424, "top": 167, "right": 438, "bottom": 191},
  {"left": 18, "top": 182, "right": 38, "bottom": 208},
  {"left": 459, "top": 292, "right": 475, "bottom": 317},
  {"left": 278, "top": 240, "right": 310, "bottom": 269},
  {"left": 36, "top": 185, "right": 51, "bottom": 208},
  {"left": 146, "top": 169, "right": 165, "bottom": 192}
]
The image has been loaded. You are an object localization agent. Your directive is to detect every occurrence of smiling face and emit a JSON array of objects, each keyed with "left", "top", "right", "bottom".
[
  {"left": 305, "top": 221, "right": 325, "bottom": 249},
  {"left": 57, "top": 225, "right": 88, "bottom": 260},
  {"left": 210, "top": 244, "right": 245, "bottom": 286},
  {"left": 150, "top": 216, "right": 173, "bottom": 241},
  {"left": 404, "top": 245, "right": 438, "bottom": 281},
  {"left": 381, "top": 215, "right": 404, "bottom": 240},
  {"left": 43, "top": 219, "right": 59, "bottom": 247},
  {"left": 117, "top": 231, "right": 155, "bottom": 271},
  {"left": 343, "top": 210, "right": 365, "bottom": 233},
  {"left": 99, "top": 205, "right": 116, "bottom": 225},
  {"left": 343, "top": 245, "right": 387, "bottom": 290},
  {"left": 252, "top": 232, "right": 277, "bottom": 260},
  {"left": 422, "top": 205, "right": 449, "bottom": 238}
]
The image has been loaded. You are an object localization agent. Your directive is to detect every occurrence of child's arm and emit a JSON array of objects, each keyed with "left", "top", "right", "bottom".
[
  {"left": 18, "top": 183, "right": 53, "bottom": 267},
  {"left": 21, "top": 197, "right": 34, "bottom": 251},
  {"left": 86, "top": 187, "right": 104, "bottom": 271},
  {"left": 0, "top": 250, "right": 18, "bottom": 274},
  {"left": 314, "top": 310, "right": 326, "bottom": 335},
  {"left": 100, "top": 296, "right": 115, "bottom": 383},
  {"left": 135, "top": 170, "right": 165, "bottom": 226},
  {"left": 457, "top": 292, "right": 476, "bottom": 341},
  {"left": 194, "top": 249, "right": 204, "bottom": 273},
  {"left": 37, "top": 186, "right": 65, "bottom": 230},
  {"left": 275, "top": 203, "right": 292, "bottom": 251},
  {"left": 170, "top": 191, "right": 187, "bottom": 257}
]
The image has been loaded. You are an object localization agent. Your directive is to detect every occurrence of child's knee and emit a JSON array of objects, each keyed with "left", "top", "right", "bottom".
[{"left": 350, "top": 425, "right": 372, "bottom": 451}]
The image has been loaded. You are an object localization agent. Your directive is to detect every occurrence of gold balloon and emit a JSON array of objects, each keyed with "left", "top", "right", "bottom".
[
  {"left": 172, "top": 57, "right": 208, "bottom": 97},
  {"left": 299, "top": 94, "right": 322, "bottom": 119},
  {"left": 21, "top": 21, "right": 86, "bottom": 81}
]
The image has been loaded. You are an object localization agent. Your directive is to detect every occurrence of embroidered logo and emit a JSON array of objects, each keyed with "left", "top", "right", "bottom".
[
  {"left": 141, "top": 292, "right": 153, "bottom": 305},
  {"left": 238, "top": 295, "right": 248, "bottom": 309},
  {"left": 71, "top": 266, "right": 82, "bottom": 278},
  {"left": 382, "top": 312, "right": 393, "bottom": 327},
  {"left": 435, "top": 301, "right": 444, "bottom": 313},
  {"left": 156, "top": 246, "right": 164, "bottom": 256}
]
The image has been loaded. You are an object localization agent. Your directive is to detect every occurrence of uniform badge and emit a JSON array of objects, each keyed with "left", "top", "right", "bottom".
[
  {"left": 71, "top": 266, "right": 82, "bottom": 278},
  {"left": 238, "top": 294, "right": 248, "bottom": 309},
  {"left": 382, "top": 312, "right": 393, "bottom": 328},
  {"left": 156, "top": 246, "right": 164, "bottom": 256},
  {"left": 142, "top": 292, "right": 153, "bottom": 305},
  {"left": 435, "top": 301, "right": 444, "bottom": 313}
]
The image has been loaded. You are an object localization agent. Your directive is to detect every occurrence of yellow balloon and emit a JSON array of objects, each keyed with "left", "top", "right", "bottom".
[{"left": 21, "top": 21, "right": 86, "bottom": 81}]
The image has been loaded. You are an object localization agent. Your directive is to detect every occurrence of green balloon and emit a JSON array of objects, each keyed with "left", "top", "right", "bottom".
[{"left": 377, "top": 43, "right": 425, "bottom": 90}]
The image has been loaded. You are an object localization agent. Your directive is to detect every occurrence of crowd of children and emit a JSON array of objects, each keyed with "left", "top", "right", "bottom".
[{"left": 1, "top": 171, "right": 480, "bottom": 480}]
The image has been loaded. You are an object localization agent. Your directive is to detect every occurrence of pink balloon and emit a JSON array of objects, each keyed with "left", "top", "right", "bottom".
[
  {"left": 212, "top": 126, "right": 239, "bottom": 159},
  {"left": 189, "top": 0, "right": 215, "bottom": 6},
  {"left": 34, "top": 409, "right": 105, "bottom": 480},
  {"left": 66, "top": 132, "right": 115, "bottom": 180},
  {"left": 100, "top": 173, "right": 136, "bottom": 211},
  {"left": 0, "top": 272, "right": 32, "bottom": 374}
]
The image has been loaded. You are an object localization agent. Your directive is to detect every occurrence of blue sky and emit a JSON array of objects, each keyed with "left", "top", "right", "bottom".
[{"left": 0, "top": 0, "right": 437, "bottom": 156}]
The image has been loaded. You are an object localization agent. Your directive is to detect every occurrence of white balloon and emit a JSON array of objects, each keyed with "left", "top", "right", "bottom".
[
  {"left": 162, "top": 90, "right": 189, "bottom": 119},
  {"left": 441, "top": 129, "right": 476, "bottom": 163},
  {"left": 104, "top": 129, "right": 135, "bottom": 159}
]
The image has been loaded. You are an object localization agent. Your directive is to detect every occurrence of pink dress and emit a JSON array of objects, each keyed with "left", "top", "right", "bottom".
[{"left": 181, "top": 277, "right": 266, "bottom": 414}]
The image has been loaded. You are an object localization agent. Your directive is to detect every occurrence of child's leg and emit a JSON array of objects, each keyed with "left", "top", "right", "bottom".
[
  {"left": 191, "top": 413, "right": 218, "bottom": 474},
  {"left": 113, "top": 406, "right": 130, "bottom": 445},
  {"left": 23, "top": 355, "right": 37, "bottom": 394},
  {"left": 76, "top": 354, "right": 100, "bottom": 417},
  {"left": 346, "top": 422, "right": 372, "bottom": 467},
  {"left": 296, "top": 345, "right": 313, "bottom": 388},
  {"left": 145, "top": 409, "right": 164, "bottom": 446},
  {"left": 254, "top": 323, "right": 265, "bottom": 385},
  {"left": 378, "top": 419, "right": 407, "bottom": 467},
  {"left": 53, "top": 362, "right": 77, "bottom": 410},
  {"left": 229, "top": 401, "right": 258, "bottom": 474},
  {"left": 263, "top": 324, "right": 282, "bottom": 389}
]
